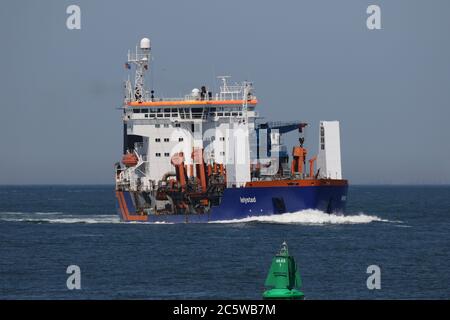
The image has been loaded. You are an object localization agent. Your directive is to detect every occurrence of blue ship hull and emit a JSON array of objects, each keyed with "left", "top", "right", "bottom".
[{"left": 116, "top": 184, "right": 348, "bottom": 223}]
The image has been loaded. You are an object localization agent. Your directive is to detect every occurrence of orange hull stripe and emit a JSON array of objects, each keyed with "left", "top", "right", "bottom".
[
  {"left": 121, "top": 192, "right": 148, "bottom": 221},
  {"left": 116, "top": 191, "right": 128, "bottom": 220},
  {"left": 117, "top": 191, "right": 148, "bottom": 222},
  {"left": 127, "top": 99, "right": 258, "bottom": 107},
  {"left": 119, "top": 192, "right": 130, "bottom": 219}
]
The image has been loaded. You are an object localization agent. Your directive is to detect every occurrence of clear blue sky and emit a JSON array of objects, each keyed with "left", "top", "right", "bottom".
[{"left": 1, "top": 0, "right": 449, "bottom": 184}]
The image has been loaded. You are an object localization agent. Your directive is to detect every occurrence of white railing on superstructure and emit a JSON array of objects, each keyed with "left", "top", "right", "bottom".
[
  {"left": 137, "top": 77, "right": 255, "bottom": 103},
  {"left": 218, "top": 76, "right": 254, "bottom": 101},
  {"left": 127, "top": 48, "right": 149, "bottom": 64},
  {"left": 143, "top": 92, "right": 256, "bottom": 103},
  {"left": 126, "top": 79, "right": 256, "bottom": 105}
]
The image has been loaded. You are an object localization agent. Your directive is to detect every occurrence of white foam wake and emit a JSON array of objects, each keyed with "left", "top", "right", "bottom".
[
  {"left": 0, "top": 210, "right": 390, "bottom": 225},
  {"left": 0, "top": 211, "right": 63, "bottom": 215},
  {"left": 0, "top": 213, "right": 121, "bottom": 224},
  {"left": 211, "top": 209, "right": 389, "bottom": 225}
]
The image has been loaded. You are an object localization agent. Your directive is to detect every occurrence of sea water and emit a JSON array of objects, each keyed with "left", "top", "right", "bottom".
[{"left": 0, "top": 185, "right": 449, "bottom": 299}]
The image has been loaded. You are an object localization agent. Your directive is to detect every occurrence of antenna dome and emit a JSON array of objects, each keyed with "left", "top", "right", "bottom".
[{"left": 140, "top": 38, "right": 151, "bottom": 50}]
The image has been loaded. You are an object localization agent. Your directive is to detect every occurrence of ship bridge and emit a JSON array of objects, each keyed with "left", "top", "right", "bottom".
[
  {"left": 121, "top": 40, "right": 256, "bottom": 190},
  {"left": 125, "top": 77, "right": 258, "bottom": 122}
]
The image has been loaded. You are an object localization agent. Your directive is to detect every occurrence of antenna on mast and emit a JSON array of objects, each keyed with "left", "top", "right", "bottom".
[
  {"left": 217, "top": 76, "right": 231, "bottom": 94},
  {"left": 125, "top": 37, "right": 151, "bottom": 103}
]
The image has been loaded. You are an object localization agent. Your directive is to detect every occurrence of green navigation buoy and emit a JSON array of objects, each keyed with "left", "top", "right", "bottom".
[{"left": 262, "top": 241, "right": 305, "bottom": 300}]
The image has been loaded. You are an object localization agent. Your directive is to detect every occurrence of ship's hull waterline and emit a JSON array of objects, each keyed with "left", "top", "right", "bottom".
[{"left": 116, "top": 182, "right": 348, "bottom": 223}]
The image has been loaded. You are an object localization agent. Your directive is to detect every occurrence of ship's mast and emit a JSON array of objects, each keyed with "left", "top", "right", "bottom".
[
  {"left": 242, "top": 81, "right": 252, "bottom": 123},
  {"left": 125, "top": 38, "right": 151, "bottom": 103}
]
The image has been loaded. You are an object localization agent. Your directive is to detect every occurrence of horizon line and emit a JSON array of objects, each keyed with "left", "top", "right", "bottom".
[{"left": 1, "top": 183, "right": 450, "bottom": 187}]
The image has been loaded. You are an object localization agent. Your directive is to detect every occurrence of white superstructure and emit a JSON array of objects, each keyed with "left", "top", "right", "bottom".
[
  {"left": 317, "top": 121, "right": 343, "bottom": 179},
  {"left": 118, "top": 38, "right": 259, "bottom": 193}
]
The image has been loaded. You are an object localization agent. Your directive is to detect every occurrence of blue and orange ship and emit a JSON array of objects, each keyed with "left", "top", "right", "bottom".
[{"left": 114, "top": 38, "right": 348, "bottom": 223}]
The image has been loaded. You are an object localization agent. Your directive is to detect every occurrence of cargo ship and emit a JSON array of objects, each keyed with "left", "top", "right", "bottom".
[{"left": 114, "top": 38, "right": 348, "bottom": 223}]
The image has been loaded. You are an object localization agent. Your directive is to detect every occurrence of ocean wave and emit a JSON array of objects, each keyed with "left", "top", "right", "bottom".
[
  {"left": 0, "top": 214, "right": 120, "bottom": 224},
  {"left": 210, "top": 209, "right": 391, "bottom": 225},
  {"left": 0, "top": 211, "right": 176, "bottom": 225},
  {"left": 0, "top": 211, "right": 63, "bottom": 216},
  {"left": 0, "top": 210, "right": 392, "bottom": 225},
  {"left": 34, "top": 212, "right": 64, "bottom": 215}
]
